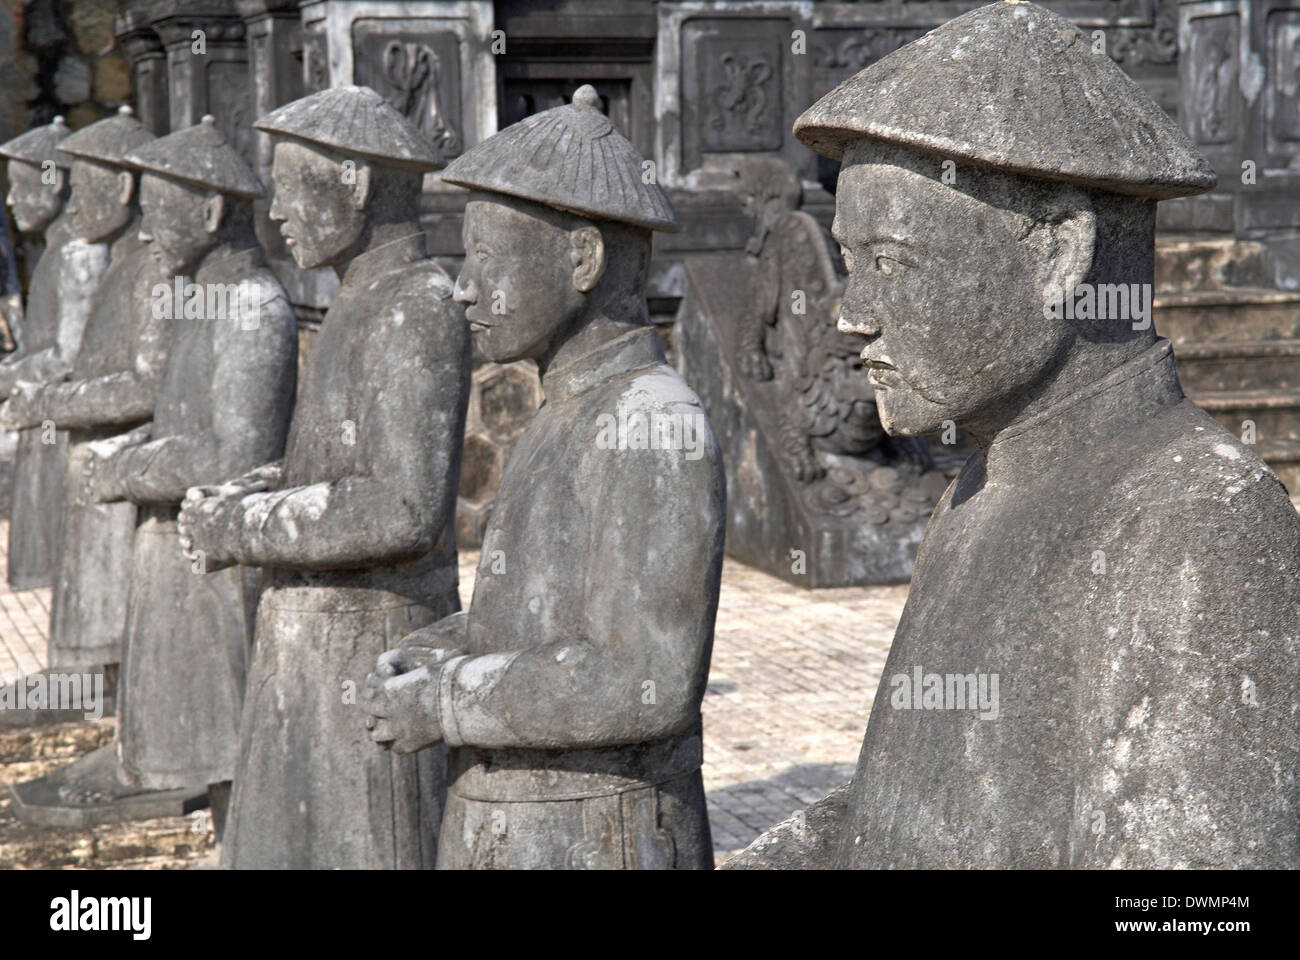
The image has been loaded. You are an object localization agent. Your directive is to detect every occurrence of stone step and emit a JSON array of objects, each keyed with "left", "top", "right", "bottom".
[
  {"left": 1155, "top": 236, "right": 1269, "bottom": 294},
  {"left": 1258, "top": 441, "right": 1300, "bottom": 495},
  {"left": 1174, "top": 339, "right": 1300, "bottom": 392},
  {"left": 1153, "top": 288, "right": 1300, "bottom": 344},
  {"left": 1187, "top": 389, "right": 1300, "bottom": 445}
]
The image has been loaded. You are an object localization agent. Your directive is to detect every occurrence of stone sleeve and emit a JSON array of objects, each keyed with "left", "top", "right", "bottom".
[
  {"left": 0, "top": 240, "right": 107, "bottom": 394},
  {"left": 719, "top": 783, "right": 853, "bottom": 869},
  {"left": 109, "top": 282, "right": 296, "bottom": 506},
  {"left": 54, "top": 239, "right": 109, "bottom": 369},
  {"left": 35, "top": 273, "right": 169, "bottom": 430},
  {"left": 0, "top": 348, "right": 65, "bottom": 395},
  {"left": 436, "top": 400, "right": 725, "bottom": 749},
  {"left": 228, "top": 295, "right": 469, "bottom": 570}
]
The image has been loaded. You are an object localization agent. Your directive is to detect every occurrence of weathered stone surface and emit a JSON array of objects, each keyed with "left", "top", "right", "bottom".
[
  {"left": 677, "top": 158, "right": 942, "bottom": 587},
  {"left": 363, "top": 89, "right": 724, "bottom": 869},
  {"left": 93, "top": 56, "right": 133, "bottom": 105},
  {"left": 729, "top": 1, "right": 1299, "bottom": 869},
  {"left": 1, "top": 108, "right": 161, "bottom": 670},
  {"left": 179, "top": 87, "right": 469, "bottom": 868},
  {"left": 65, "top": 118, "right": 298, "bottom": 814},
  {"left": 0, "top": 117, "right": 108, "bottom": 590}
]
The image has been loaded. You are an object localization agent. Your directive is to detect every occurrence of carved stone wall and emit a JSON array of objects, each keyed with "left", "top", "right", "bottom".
[{"left": 1168, "top": 0, "right": 1300, "bottom": 288}]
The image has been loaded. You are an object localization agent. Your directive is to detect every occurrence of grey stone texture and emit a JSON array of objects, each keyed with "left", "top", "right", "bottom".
[
  {"left": 677, "top": 157, "right": 945, "bottom": 586},
  {"left": 2, "top": 106, "right": 162, "bottom": 671},
  {"left": 81, "top": 117, "right": 297, "bottom": 804},
  {"left": 728, "top": 1, "right": 1300, "bottom": 869},
  {"left": 362, "top": 90, "right": 725, "bottom": 869},
  {"left": 0, "top": 117, "right": 108, "bottom": 591},
  {"left": 178, "top": 87, "right": 470, "bottom": 868}
]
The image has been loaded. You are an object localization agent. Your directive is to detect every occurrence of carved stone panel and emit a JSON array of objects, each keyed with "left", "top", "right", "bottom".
[
  {"left": 658, "top": 3, "right": 813, "bottom": 188},
  {"left": 297, "top": 1, "right": 495, "bottom": 163},
  {"left": 1268, "top": 9, "right": 1300, "bottom": 152},
  {"left": 691, "top": 26, "right": 783, "bottom": 155},
  {"left": 353, "top": 23, "right": 463, "bottom": 161},
  {"left": 1183, "top": 10, "right": 1242, "bottom": 146},
  {"left": 301, "top": 15, "right": 329, "bottom": 94}
]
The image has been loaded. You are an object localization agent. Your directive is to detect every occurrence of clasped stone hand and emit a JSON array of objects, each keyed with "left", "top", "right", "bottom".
[
  {"left": 177, "top": 479, "right": 266, "bottom": 571},
  {"left": 362, "top": 646, "right": 459, "bottom": 754}
]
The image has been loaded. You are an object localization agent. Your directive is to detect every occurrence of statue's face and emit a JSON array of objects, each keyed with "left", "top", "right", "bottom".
[
  {"left": 139, "top": 173, "right": 215, "bottom": 272},
  {"left": 833, "top": 160, "right": 1070, "bottom": 437},
  {"left": 5, "top": 159, "right": 63, "bottom": 233},
  {"left": 66, "top": 159, "right": 133, "bottom": 243},
  {"left": 456, "top": 194, "right": 585, "bottom": 364},
  {"left": 268, "top": 138, "right": 365, "bottom": 270}
]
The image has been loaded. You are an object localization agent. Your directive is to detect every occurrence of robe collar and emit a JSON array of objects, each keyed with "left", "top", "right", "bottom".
[
  {"left": 340, "top": 231, "right": 426, "bottom": 289},
  {"left": 542, "top": 326, "right": 664, "bottom": 402},
  {"left": 196, "top": 243, "right": 265, "bottom": 283},
  {"left": 981, "top": 339, "right": 1184, "bottom": 485}
]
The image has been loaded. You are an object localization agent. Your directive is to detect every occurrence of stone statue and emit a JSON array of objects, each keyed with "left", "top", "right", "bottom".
[
  {"left": 0, "top": 117, "right": 108, "bottom": 594},
  {"left": 678, "top": 156, "right": 947, "bottom": 586},
  {"left": 1, "top": 107, "right": 161, "bottom": 679},
  {"left": 176, "top": 86, "right": 470, "bottom": 869},
  {"left": 360, "top": 85, "right": 726, "bottom": 870},
  {"left": 11, "top": 118, "right": 299, "bottom": 829},
  {"left": 726, "top": 1, "right": 1300, "bottom": 869}
]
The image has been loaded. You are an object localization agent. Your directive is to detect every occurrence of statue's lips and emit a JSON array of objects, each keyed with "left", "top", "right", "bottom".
[{"left": 866, "top": 360, "right": 901, "bottom": 389}]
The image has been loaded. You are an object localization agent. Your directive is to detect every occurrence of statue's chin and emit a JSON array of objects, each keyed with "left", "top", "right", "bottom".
[
  {"left": 876, "top": 393, "right": 945, "bottom": 439},
  {"left": 290, "top": 246, "right": 325, "bottom": 271}
]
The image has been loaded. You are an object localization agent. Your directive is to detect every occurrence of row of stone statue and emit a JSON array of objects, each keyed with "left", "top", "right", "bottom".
[{"left": 1, "top": 1, "right": 1297, "bottom": 869}]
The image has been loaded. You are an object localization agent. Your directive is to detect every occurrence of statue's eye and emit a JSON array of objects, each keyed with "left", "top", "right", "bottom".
[
  {"left": 475, "top": 246, "right": 490, "bottom": 263},
  {"left": 840, "top": 246, "right": 854, "bottom": 272},
  {"left": 876, "top": 255, "right": 901, "bottom": 276}
]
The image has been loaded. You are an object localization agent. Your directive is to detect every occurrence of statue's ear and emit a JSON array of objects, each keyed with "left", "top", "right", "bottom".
[
  {"left": 117, "top": 170, "right": 135, "bottom": 207},
  {"left": 1031, "top": 190, "right": 1095, "bottom": 302},
  {"left": 349, "top": 160, "right": 372, "bottom": 212},
  {"left": 569, "top": 225, "right": 606, "bottom": 293},
  {"left": 203, "top": 193, "right": 225, "bottom": 234}
]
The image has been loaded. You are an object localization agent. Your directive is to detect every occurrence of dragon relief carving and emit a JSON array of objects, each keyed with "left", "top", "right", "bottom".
[
  {"left": 381, "top": 40, "right": 460, "bottom": 156},
  {"left": 732, "top": 159, "right": 938, "bottom": 522},
  {"left": 711, "top": 53, "right": 773, "bottom": 138}
]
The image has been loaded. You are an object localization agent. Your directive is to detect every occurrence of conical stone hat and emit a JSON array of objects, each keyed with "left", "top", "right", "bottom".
[
  {"left": 439, "top": 85, "right": 680, "bottom": 232},
  {"left": 1, "top": 116, "right": 72, "bottom": 170},
  {"left": 123, "top": 116, "right": 264, "bottom": 199},
  {"left": 56, "top": 106, "right": 155, "bottom": 169},
  {"left": 794, "top": 0, "right": 1216, "bottom": 200},
  {"left": 254, "top": 85, "right": 442, "bottom": 173}
]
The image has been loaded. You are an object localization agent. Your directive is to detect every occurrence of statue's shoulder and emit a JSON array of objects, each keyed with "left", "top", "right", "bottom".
[
  {"left": 374, "top": 257, "right": 454, "bottom": 304},
  {"left": 613, "top": 360, "right": 710, "bottom": 417},
  {"left": 1114, "top": 399, "right": 1300, "bottom": 555},
  {"left": 580, "top": 360, "right": 723, "bottom": 479}
]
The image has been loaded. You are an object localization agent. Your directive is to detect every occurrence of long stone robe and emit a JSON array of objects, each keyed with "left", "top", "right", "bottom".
[
  {"left": 431, "top": 326, "right": 726, "bottom": 870},
  {"left": 110, "top": 245, "right": 297, "bottom": 790},
  {"left": 0, "top": 213, "right": 107, "bottom": 589},
  {"left": 730, "top": 340, "right": 1300, "bottom": 869},
  {"left": 220, "top": 233, "right": 470, "bottom": 869},
  {"left": 35, "top": 224, "right": 169, "bottom": 668}
]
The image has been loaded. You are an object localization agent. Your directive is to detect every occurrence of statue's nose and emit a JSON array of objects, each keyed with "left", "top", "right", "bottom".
[
  {"left": 838, "top": 312, "right": 880, "bottom": 339},
  {"left": 453, "top": 273, "right": 478, "bottom": 305}
]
